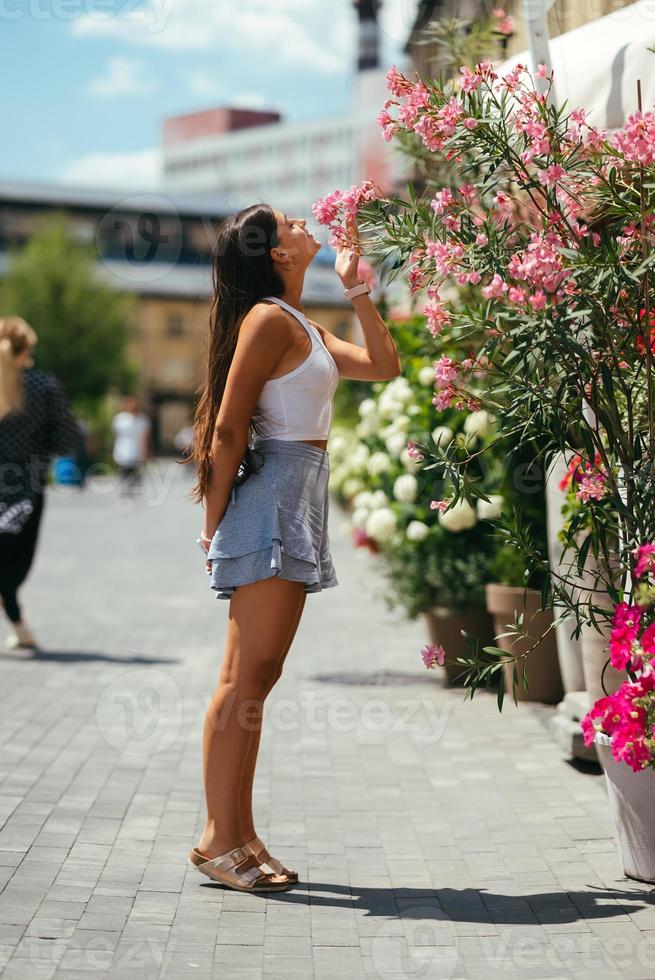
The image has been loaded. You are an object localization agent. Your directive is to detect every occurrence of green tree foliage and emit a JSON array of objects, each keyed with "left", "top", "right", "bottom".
[{"left": 1, "top": 215, "right": 137, "bottom": 411}]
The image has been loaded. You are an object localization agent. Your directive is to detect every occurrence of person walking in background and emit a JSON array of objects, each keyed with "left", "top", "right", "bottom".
[
  {"left": 0, "top": 317, "right": 80, "bottom": 650},
  {"left": 111, "top": 395, "right": 152, "bottom": 495}
]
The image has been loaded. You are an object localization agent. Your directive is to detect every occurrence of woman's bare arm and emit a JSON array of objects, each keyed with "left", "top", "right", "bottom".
[
  {"left": 309, "top": 300, "right": 402, "bottom": 382},
  {"left": 202, "top": 307, "right": 290, "bottom": 539}
]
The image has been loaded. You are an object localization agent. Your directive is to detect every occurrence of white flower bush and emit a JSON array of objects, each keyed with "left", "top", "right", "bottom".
[
  {"left": 393, "top": 474, "right": 418, "bottom": 503},
  {"left": 477, "top": 494, "right": 504, "bottom": 520},
  {"left": 438, "top": 500, "right": 478, "bottom": 533},
  {"left": 350, "top": 443, "right": 371, "bottom": 472},
  {"left": 463, "top": 410, "right": 492, "bottom": 439},
  {"left": 367, "top": 451, "right": 392, "bottom": 476},
  {"left": 406, "top": 520, "right": 429, "bottom": 541},
  {"left": 366, "top": 506, "right": 398, "bottom": 543},
  {"left": 418, "top": 364, "right": 436, "bottom": 386},
  {"left": 431, "top": 425, "right": 453, "bottom": 447}
]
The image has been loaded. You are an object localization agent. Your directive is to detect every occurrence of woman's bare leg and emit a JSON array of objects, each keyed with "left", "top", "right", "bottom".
[
  {"left": 197, "top": 576, "right": 306, "bottom": 858},
  {"left": 238, "top": 591, "right": 306, "bottom": 843}
]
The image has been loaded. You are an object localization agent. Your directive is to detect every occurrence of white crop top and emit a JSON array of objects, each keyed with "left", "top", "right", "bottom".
[{"left": 251, "top": 296, "right": 340, "bottom": 440}]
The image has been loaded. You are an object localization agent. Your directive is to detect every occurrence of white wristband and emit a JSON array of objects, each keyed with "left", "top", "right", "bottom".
[{"left": 344, "top": 281, "right": 371, "bottom": 301}]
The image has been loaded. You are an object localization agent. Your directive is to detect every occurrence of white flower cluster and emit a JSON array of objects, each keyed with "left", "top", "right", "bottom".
[
  {"left": 436, "top": 493, "right": 504, "bottom": 532},
  {"left": 350, "top": 489, "right": 398, "bottom": 544}
]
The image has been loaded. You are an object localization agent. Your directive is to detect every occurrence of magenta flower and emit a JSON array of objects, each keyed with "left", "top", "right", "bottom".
[
  {"left": 608, "top": 602, "right": 643, "bottom": 671},
  {"left": 633, "top": 543, "right": 655, "bottom": 580},
  {"left": 421, "top": 643, "right": 446, "bottom": 668}
]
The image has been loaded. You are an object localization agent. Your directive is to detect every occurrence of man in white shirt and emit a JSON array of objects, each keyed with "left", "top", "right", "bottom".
[{"left": 111, "top": 396, "right": 151, "bottom": 494}]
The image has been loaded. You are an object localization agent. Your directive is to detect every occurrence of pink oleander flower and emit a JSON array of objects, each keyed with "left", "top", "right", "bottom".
[
  {"left": 575, "top": 472, "right": 608, "bottom": 502},
  {"left": 481, "top": 274, "right": 509, "bottom": 300},
  {"left": 538, "top": 163, "right": 566, "bottom": 188},
  {"left": 491, "top": 8, "right": 515, "bottom": 35},
  {"left": 313, "top": 180, "right": 384, "bottom": 243},
  {"left": 386, "top": 65, "right": 413, "bottom": 98},
  {"left": 378, "top": 107, "right": 398, "bottom": 142},
  {"left": 634, "top": 543, "right": 655, "bottom": 580},
  {"left": 429, "top": 499, "right": 449, "bottom": 512},
  {"left": 536, "top": 63, "right": 550, "bottom": 79},
  {"left": 434, "top": 356, "right": 459, "bottom": 386},
  {"left": 433, "top": 386, "right": 457, "bottom": 410},
  {"left": 475, "top": 232, "right": 488, "bottom": 246},
  {"left": 612, "top": 110, "right": 655, "bottom": 167},
  {"left": 423, "top": 298, "right": 451, "bottom": 337},
  {"left": 406, "top": 440, "right": 424, "bottom": 461},
  {"left": 431, "top": 188, "right": 455, "bottom": 214},
  {"left": 528, "top": 290, "right": 547, "bottom": 311},
  {"left": 508, "top": 286, "right": 527, "bottom": 305},
  {"left": 312, "top": 192, "right": 341, "bottom": 226},
  {"left": 421, "top": 642, "right": 446, "bottom": 668}
]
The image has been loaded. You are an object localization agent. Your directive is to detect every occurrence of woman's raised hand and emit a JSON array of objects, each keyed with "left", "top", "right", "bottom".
[{"left": 334, "top": 213, "right": 362, "bottom": 288}]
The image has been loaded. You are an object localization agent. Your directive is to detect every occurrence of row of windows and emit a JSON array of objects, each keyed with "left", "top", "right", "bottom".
[{"left": 164, "top": 134, "right": 353, "bottom": 175}]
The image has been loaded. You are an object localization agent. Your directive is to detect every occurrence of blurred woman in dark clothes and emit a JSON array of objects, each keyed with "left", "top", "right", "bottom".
[{"left": 0, "top": 317, "right": 79, "bottom": 650}]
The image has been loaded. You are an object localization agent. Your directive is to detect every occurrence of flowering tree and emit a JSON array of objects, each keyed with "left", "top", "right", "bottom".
[{"left": 315, "top": 57, "right": 655, "bottom": 732}]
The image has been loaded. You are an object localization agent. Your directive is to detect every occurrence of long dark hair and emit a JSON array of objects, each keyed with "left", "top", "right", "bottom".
[{"left": 188, "top": 203, "right": 284, "bottom": 504}]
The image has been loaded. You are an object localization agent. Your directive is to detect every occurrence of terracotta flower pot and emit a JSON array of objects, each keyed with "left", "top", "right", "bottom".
[
  {"left": 595, "top": 733, "right": 655, "bottom": 883},
  {"left": 424, "top": 607, "right": 495, "bottom": 684},
  {"left": 485, "top": 583, "right": 564, "bottom": 704}
]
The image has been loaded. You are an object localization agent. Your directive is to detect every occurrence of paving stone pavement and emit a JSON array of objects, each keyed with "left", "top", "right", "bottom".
[{"left": 0, "top": 460, "right": 654, "bottom": 980}]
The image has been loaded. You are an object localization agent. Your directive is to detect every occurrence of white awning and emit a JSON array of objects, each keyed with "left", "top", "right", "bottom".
[{"left": 497, "top": 1, "right": 655, "bottom": 129}]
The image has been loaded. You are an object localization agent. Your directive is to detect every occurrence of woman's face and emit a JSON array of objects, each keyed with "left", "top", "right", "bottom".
[{"left": 272, "top": 209, "right": 321, "bottom": 270}]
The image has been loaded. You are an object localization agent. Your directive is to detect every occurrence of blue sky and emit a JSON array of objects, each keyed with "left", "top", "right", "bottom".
[{"left": 0, "top": 0, "right": 418, "bottom": 189}]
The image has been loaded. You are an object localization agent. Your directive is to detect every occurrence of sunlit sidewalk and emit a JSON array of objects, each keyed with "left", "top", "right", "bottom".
[{"left": 0, "top": 462, "right": 653, "bottom": 980}]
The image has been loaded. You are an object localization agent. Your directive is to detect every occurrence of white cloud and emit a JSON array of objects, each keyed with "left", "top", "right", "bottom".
[
  {"left": 90, "top": 57, "right": 158, "bottom": 98},
  {"left": 71, "top": 0, "right": 348, "bottom": 72},
  {"left": 183, "top": 69, "right": 268, "bottom": 109},
  {"left": 61, "top": 148, "right": 161, "bottom": 190}
]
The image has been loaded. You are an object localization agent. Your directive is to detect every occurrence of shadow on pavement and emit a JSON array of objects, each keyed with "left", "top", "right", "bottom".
[
  {"left": 221, "top": 883, "right": 655, "bottom": 918},
  {"left": 0, "top": 648, "right": 179, "bottom": 665}
]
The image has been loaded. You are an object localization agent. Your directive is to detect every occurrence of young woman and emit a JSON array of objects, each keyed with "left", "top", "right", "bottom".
[
  {"left": 0, "top": 317, "right": 79, "bottom": 650},
  {"left": 188, "top": 204, "right": 401, "bottom": 893}
]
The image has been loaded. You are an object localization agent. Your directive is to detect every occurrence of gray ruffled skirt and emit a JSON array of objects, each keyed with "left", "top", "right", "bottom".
[{"left": 207, "top": 438, "right": 339, "bottom": 600}]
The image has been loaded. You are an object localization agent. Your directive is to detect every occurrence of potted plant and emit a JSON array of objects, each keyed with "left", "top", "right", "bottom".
[
  {"left": 316, "top": 54, "right": 655, "bottom": 875},
  {"left": 482, "top": 443, "right": 563, "bottom": 703},
  {"left": 582, "top": 545, "right": 655, "bottom": 882}
]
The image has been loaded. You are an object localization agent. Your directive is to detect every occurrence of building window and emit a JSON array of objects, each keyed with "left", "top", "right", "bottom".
[{"left": 166, "top": 313, "right": 185, "bottom": 337}]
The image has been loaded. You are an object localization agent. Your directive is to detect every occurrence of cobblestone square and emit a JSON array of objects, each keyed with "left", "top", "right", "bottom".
[{"left": 0, "top": 463, "right": 653, "bottom": 980}]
